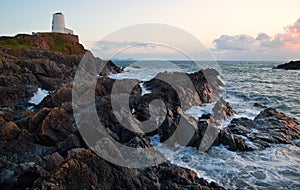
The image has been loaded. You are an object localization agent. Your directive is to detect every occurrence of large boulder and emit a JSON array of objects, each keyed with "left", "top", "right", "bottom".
[
  {"left": 30, "top": 107, "right": 75, "bottom": 146},
  {"left": 226, "top": 108, "right": 300, "bottom": 150}
]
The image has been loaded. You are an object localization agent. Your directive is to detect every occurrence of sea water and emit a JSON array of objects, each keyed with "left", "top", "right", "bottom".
[{"left": 111, "top": 60, "right": 300, "bottom": 189}]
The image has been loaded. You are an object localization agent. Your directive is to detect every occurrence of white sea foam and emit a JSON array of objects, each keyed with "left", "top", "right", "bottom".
[
  {"left": 116, "top": 60, "right": 300, "bottom": 189},
  {"left": 139, "top": 83, "right": 152, "bottom": 96},
  {"left": 184, "top": 103, "right": 214, "bottom": 118},
  {"left": 28, "top": 88, "right": 49, "bottom": 105},
  {"left": 108, "top": 61, "right": 192, "bottom": 81},
  {"left": 152, "top": 144, "right": 300, "bottom": 189},
  {"left": 149, "top": 134, "right": 161, "bottom": 146}
]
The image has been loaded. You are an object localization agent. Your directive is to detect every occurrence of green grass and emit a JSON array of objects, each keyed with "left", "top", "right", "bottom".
[
  {"left": 49, "top": 34, "right": 68, "bottom": 53},
  {"left": 0, "top": 37, "right": 34, "bottom": 49},
  {"left": 0, "top": 33, "right": 85, "bottom": 56}
]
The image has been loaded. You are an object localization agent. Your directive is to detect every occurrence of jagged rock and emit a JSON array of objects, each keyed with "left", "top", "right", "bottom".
[
  {"left": 217, "top": 128, "right": 250, "bottom": 151},
  {"left": 0, "top": 33, "right": 123, "bottom": 106},
  {"left": 57, "top": 134, "right": 82, "bottom": 155},
  {"left": 0, "top": 121, "right": 21, "bottom": 140},
  {"left": 0, "top": 33, "right": 229, "bottom": 189},
  {"left": 125, "top": 136, "right": 151, "bottom": 149},
  {"left": 253, "top": 102, "right": 267, "bottom": 108},
  {"left": 28, "top": 107, "right": 75, "bottom": 146},
  {"left": 22, "top": 109, "right": 34, "bottom": 118},
  {"left": 226, "top": 108, "right": 300, "bottom": 150},
  {"left": 212, "top": 97, "right": 235, "bottom": 124},
  {"left": 0, "top": 139, "right": 55, "bottom": 189},
  {"left": 29, "top": 107, "right": 51, "bottom": 132},
  {"left": 0, "top": 86, "right": 37, "bottom": 106},
  {"left": 35, "top": 108, "right": 74, "bottom": 146},
  {"left": 33, "top": 148, "right": 224, "bottom": 190},
  {"left": 0, "top": 140, "right": 54, "bottom": 164},
  {"left": 1, "top": 102, "right": 35, "bottom": 122},
  {"left": 100, "top": 60, "right": 123, "bottom": 76},
  {"left": 18, "top": 129, "right": 35, "bottom": 143},
  {"left": 37, "top": 84, "right": 72, "bottom": 109},
  {"left": 0, "top": 117, "right": 5, "bottom": 126},
  {"left": 15, "top": 116, "right": 32, "bottom": 131},
  {"left": 0, "top": 108, "right": 14, "bottom": 121},
  {"left": 39, "top": 152, "right": 64, "bottom": 171},
  {"left": 189, "top": 69, "right": 224, "bottom": 103},
  {"left": 143, "top": 72, "right": 202, "bottom": 110},
  {"left": 157, "top": 98, "right": 236, "bottom": 150}
]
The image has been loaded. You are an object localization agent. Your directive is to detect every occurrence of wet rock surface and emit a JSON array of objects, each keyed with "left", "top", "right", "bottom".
[
  {"left": 0, "top": 106, "right": 225, "bottom": 190},
  {"left": 33, "top": 148, "right": 225, "bottom": 190},
  {"left": 0, "top": 33, "right": 226, "bottom": 189},
  {"left": 1, "top": 33, "right": 299, "bottom": 189},
  {"left": 224, "top": 108, "right": 300, "bottom": 150}
]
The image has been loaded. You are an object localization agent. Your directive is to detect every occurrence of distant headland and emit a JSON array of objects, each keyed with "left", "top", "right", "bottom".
[{"left": 274, "top": 60, "right": 300, "bottom": 70}]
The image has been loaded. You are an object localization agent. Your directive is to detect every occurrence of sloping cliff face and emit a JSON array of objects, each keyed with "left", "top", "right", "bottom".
[
  {"left": 0, "top": 33, "right": 122, "bottom": 106},
  {"left": 0, "top": 33, "right": 84, "bottom": 106},
  {"left": 0, "top": 33, "right": 225, "bottom": 189}
]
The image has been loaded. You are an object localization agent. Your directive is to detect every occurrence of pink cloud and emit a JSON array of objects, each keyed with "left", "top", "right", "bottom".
[
  {"left": 213, "top": 18, "right": 300, "bottom": 51},
  {"left": 280, "top": 18, "right": 300, "bottom": 48}
]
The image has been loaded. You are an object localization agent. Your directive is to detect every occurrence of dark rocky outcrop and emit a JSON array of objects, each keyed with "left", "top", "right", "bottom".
[
  {"left": 33, "top": 148, "right": 225, "bottom": 190},
  {"left": 155, "top": 97, "right": 236, "bottom": 150},
  {"left": 142, "top": 69, "right": 224, "bottom": 110},
  {"left": 0, "top": 33, "right": 227, "bottom": 189},
  {"left": 0, "top": 33, "right": 123, "bottom": 106},
  {"left": 224, "top": 108, "right": 300, "bottom": 150},
  {"left": 0, "top": 108, "right": 224, "bottom": 189},
  {"left": 274, "top": 60, "right": 300, "bottom": 70}
]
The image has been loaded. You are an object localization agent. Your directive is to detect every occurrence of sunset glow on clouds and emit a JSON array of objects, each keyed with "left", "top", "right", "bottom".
[
  {"left": 2, "top": 0, "right": 299, "bottom": 61},
  {"left": 213, "top": 18, "right": 300, "bottom": 52},
  {"left": 94, "top": 18, "right": 300, "bottom": 61}
]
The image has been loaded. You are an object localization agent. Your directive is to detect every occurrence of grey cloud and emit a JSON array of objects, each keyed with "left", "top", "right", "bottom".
[
  {"left": 286, "top": 18, "right": 300, "bottom": 32},
  {"left": 93, "top": 40, "right": 156, "bottom": 51},
  {"left": 213, "top": 18, "right": 300, "bottom": 51},
  {"left": 213, "top": 34, "right": 257, "bottom": 51},
  {"left": 256, "top": 33, "right": 270, "bottom": 41},
  {"left": 256, "top": 33, "right": 282, "bottom": 49}
]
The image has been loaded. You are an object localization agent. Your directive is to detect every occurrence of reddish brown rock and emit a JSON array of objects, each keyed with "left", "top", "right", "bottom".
[
  {"left": 33, "top": 148, "right": 224, "bottom": 190},
  {"left": 0, "top": 121, "right": 21, "bottom": 140},
  {"left": 0, "top": 107, "right": 14, "bottom": 121},
  {"left": 18, "top": 129, "right": 35, "bottom": 142},
  {"left": 39, "top": 152, "right": 64, "bottom": 171},
  {"left": 37, "top": 85, "right": 72, "bottom": 109},
  {"left": 0, "top": 117, "right": 5, "bottom": 126},
  {"left": 22, "top": 109, "right": 34, "bottom": 118},
  {"left": 29, "top": 107, "right": 51, "bottom": 131},
  {"left": 36, "top": 108, "right": 74, "bottom": 146}
]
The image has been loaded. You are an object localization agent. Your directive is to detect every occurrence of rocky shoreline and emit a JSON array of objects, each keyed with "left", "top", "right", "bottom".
[{"left": 1, "top": 33, "right": 300, "bottom": 189}]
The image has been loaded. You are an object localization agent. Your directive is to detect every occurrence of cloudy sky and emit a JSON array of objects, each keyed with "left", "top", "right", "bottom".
[{"left": 1, "top": 0, "right": 300, "bottom": 61}]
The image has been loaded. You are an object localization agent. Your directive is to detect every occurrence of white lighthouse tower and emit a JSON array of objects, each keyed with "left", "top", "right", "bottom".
[{"left": 51, "top": 12, "right": 73, "bottom": 34}]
